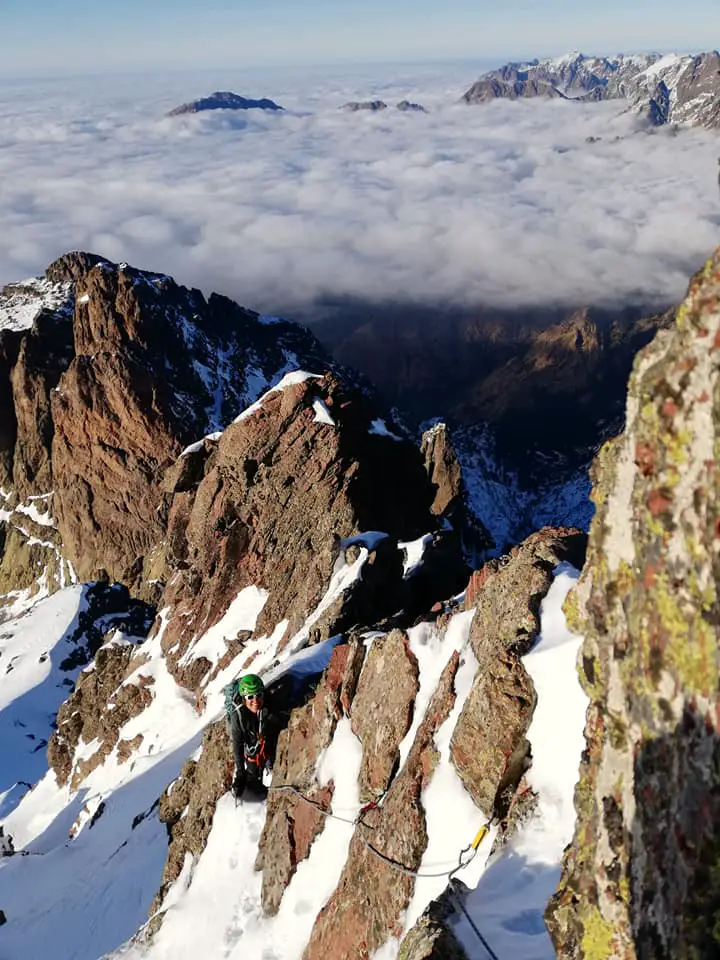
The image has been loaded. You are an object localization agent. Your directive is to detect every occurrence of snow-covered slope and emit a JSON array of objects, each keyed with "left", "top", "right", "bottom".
[
  {"left": 452, "top": 424, "right": 595, "bottom": 552},
  {"left": 0, "top": 552, "right": 587, "bottom": 959},
  {"left": 0, "top": 277, "right": 74, "bottom": 333}
]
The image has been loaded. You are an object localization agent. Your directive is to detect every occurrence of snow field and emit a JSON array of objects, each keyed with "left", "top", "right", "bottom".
[{"left": 0, "top": 534, "right": 588, "bottom": 960}]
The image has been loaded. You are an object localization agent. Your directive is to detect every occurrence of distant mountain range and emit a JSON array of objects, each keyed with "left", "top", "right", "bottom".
[
  {"left": 462, "top": 50, "right": 720, "bottom": 127},
  {"left": 166, "top": 52, "right": 718, "bottom": 129}
]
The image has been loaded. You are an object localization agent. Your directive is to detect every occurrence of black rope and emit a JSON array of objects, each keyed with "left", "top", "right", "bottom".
[
  {"left": 267, "top": 782, "right": 488, "bottom": 881},
  {"left": 264, "top": 781, "right": 503, "bottom": 958},
  {"left": 449, "top": 880, "right": 501, "bottom": 960}
]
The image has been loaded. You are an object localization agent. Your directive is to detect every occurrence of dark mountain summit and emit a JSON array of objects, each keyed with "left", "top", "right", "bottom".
[
  {"left": 167, "top": 91, "right": 284, "bottom": 116},
  {"left": 340, "top": 100, "right": 427, "bottom": 112}
]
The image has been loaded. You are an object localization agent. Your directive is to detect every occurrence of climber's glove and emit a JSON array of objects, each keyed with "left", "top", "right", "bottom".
[{"left": 232, "top": 775, "right": 245, "bottom": 800}]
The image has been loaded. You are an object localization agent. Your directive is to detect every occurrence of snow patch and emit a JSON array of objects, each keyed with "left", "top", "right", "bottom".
[
  {"left": 369, "top": 418, "right": 403, "bottom": 441},
  {"left": 312, "top": 398, "right": 335, "bottom": 425},
  {"left": 233, "top": 370, "right": 322, "bottom": 423},
  {"left": 398, "top": 533, "right": 432, "bottom": 578},
  {"left": 0, "top": 278, "right": 73, "bottom": 332},
  {"left": 180, "top": 585, "right": 269, "bottom": 666}
]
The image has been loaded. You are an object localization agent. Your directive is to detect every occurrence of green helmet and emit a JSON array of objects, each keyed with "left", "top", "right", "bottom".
[{"left": 236, "top": 674, "right": 265, "bottom": 698}]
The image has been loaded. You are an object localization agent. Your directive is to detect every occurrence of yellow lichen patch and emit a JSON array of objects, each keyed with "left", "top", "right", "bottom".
[
  {"left": 618, "top": 874, "right": 631, "bottom": 907},
  {"left": 702, "top": 583, "right": 717, "bottom": 611},
  {"left": 666, "top": 616, "right": 718, "bottom": 699},
  {"left": 675, "top": 300, "right": 692, "bottom": 334},
  {"left": 665, "top": 428, "right": 692, "bottom": 469},
  {"left": 608, "top": 713, "right": 628, "bottom": 751},
  {"left": 581, "top": 908, "right": 616, "bottom": 960}
]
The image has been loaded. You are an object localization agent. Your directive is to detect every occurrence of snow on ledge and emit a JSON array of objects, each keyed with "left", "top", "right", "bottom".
[
  {"left": 180, "top": 584, "right": 269, "bottom": 666},
  {"left": 179, "top": 431, "right": 223, "bottom": 458},
  {"left": 15, "top": 499, "right": 55, "bottom": 528},
  {"left": 369, "top": 418, "right": 403, "bottom": 441},
  {"left": 233, "top": 371, "right": 322, "bottom": 424},
  {"left": 312, "top": 398, "right": 335, "bottom": 425},
  {"left": 398, "top": 533, "right": 433, "bottom": 578}
]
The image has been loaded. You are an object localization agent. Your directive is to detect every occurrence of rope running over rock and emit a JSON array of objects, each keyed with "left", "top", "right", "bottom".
[{"left": 266, "top": 782, "right": 502, "bottom": 959}]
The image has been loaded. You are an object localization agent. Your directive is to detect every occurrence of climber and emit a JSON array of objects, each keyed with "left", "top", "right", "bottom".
[{"left": 225, "top": 674, "right": 280, "bottom": 801}]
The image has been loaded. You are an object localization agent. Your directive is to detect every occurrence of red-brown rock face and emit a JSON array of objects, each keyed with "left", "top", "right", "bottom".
[
  {"left": 0, "top": 252, "right": 338, "bottom": 591},
  {"left": 156, "top": 371, "right": 445, "bottom": 690},
  {"left": 351, "top": 630, "right": 419, "bottom": 801},
  {"left": 257, "top": 641, "right": 365, "bottom": 915},
  {"left": 453, "top": 527, "right": 586, "bottom": 817},
  {"left": 304, "top": 649, "right": 460, "bottom": 959}
]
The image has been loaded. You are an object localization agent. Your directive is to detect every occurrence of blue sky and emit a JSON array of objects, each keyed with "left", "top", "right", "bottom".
[{"left": 0, "top": 0, "right": 715, "bottom": 73}]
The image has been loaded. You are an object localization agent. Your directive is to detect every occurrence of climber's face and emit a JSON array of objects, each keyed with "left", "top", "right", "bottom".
[{"left": 244, "top": 694, "right": 263, "bottom": 714}]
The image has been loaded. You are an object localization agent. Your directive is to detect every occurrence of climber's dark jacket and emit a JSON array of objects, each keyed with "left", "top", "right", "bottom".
[{"left": 228, "top": 696, "right": 281, "bottom": 787}]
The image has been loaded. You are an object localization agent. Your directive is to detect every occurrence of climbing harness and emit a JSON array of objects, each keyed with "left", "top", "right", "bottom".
[{"left": 244, "top": 736, "right": 267, "bottom": 772}]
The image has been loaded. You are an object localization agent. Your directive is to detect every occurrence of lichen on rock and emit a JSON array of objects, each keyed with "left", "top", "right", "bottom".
[{"left": 546, "top": 246, "right": 720, "bottom": 958}]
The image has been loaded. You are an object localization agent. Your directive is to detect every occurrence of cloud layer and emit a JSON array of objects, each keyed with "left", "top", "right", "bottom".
[{"left": 0, "top": 63, "right": 718, "bottom": 321}]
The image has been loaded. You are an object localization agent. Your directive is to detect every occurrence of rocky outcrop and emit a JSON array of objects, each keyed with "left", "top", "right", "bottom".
[
  {"left": 546, "top": 248, "right": 720, "bottom": 956},
  {"left": 421, "top": 423, "right": 464, "bottom": 521},
  {"left": 156, "top": 370, "right": 454, "bottom": 690},
  {"left": 46, "top": 582, "right": 155, "bottom": 787},
  {"left": 49, "top": 639, "right": 153, "bottom": 789},
  {"left": 0, "top": 827, "right": 14, "bottom": 857},
  {"left": 351, "top": 630, "right": 419, "bottom": 801},
  {"left": 398, "top": 889, "right": 467, "bottom": 959},
  {"left": 462, "top": 76, "right": 566, "bottom": 102},
  {"left": 167, "top": 92, "right": 283, "bottom": 116},
  {"left": 340, "top": 100, "right": 389, "bottom": 112},
  {"left": 453, "top": 527, "right": 586, "bottom": 817},
  {"left": 341, "top": 100, "right": 427, "bottom": 113},
  {"left": 420, "top": 422, "right": 493, "bottom": 555},
  {"left": 304, "top": 646, "right": 460, "bottom": 959}
]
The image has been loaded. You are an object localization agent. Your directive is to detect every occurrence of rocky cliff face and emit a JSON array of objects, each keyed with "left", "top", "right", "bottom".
[
  {"left": 0, "top": 251, "right": 595, "bottom": 958},
  {"left": 0, "top": 252, "right": 336, "bottom": 606},
  {"left": 546, "top": 248, "right": 720, "bottom": 956},
  {"left": 153, "top": 369, "right": 466, "bottom": 691},
  {"left": 462, "top": 51, "right": 720, "bottom": 128}
]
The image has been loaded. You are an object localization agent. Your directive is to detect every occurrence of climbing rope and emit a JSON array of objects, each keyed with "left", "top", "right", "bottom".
[
  {"left": 449, "top": 879, "right": 501, "bottom": 960},
  {"left": 266, "top": 782, "right": 502, "bottom": 958},
  {"left": 267, "top": 781, "right": 494, "bottom": 880}
]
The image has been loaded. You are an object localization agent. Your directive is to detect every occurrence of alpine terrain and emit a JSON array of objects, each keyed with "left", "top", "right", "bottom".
[
  {"left": 462, "top": 50, "right": 720, "bottom": 127},
  {"left": 0, "top": 245, "right": 718, "bottom": 959}
]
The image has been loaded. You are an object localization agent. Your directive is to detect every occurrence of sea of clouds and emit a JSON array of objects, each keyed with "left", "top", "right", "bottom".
[{"left": 0, "top": 59, "right": 718, "bottom": 322}]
